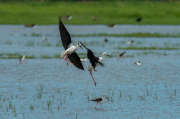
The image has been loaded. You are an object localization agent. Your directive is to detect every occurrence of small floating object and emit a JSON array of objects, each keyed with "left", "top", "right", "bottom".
[
  {"left": 117, "top": 51, "right": 126, "bottom": 60},
  {"left": 132, "top": 61, "right": 141, "bottom": 65},
  {"left": 59, "top": 15, "right": 72, "bottom": 20},
  {"left": 90, "top": 94, "right": 106, "bottom": 109},
  {"left": 136, "top": 17, "right": 142, "bottom": 22},
  {"left": 104, "top": 38, "right": 108, "bottom": 42},
  {"left": 92, "top": 16, "right": 98, "bottom": 21}
]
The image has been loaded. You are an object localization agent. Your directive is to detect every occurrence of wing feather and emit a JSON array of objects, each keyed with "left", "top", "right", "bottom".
[
  {"left": 68, "top": 53, "right": 84, "bottom": 70},
  {"left": 59, "top": 20, "right": 71, "bottom": 50},
  {"left": 91, "top": 98, "right": 103, "bottom": 101}
]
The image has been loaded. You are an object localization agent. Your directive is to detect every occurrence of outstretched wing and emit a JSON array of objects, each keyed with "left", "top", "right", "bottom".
[
  {"left": 91, "top": 98, "right": 103, "bottom": 102},
  {"left": 68, "top": 53, "right": 84, "bottom": 70},
  {"left": 120, "top": 51, "right": 126, "bottom": 57},
  {"left": 59, "top": 20, "right": 71, "bottom": 50}
]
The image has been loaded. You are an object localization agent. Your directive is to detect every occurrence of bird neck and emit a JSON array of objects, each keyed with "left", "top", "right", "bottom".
[
  {"left": 101, "top": 54, "right": 106, "bottom": 59},
  {"left": 102, "top": 95, "right": 106, "bottom": 100}
]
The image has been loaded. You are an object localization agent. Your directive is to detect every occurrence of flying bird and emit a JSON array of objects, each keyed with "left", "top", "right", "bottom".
[
  {"left": 117, "top": 51, "right": 126, "bottom": 60},
  {"left": 88, "top": 52, "right": 110, "bottom": 85},
  {"left": 80, "top": 41, "right": 106, "bottom": 86},
  {"left": 90, "top": 94, "right": 106, "bottom": 109},
  {"left": 59, "top": 20, "right": 84, "bottom": 70},
  {"left": 132, "top": 61, "right": 141, "bottom": 65}
]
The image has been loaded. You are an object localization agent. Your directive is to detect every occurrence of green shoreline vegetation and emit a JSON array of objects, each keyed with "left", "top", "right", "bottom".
[
  {"left": 0, "top": 1, "right": 180, "bottom": 25},
  {"left": 24, "top": 32, "right": 180, "bottom": 38},
  {"left": 71, "top": 33, "right": 180, "bottom": 38},
  {"left": 0, "top": 47, "right": 179, "bottom": 59}
]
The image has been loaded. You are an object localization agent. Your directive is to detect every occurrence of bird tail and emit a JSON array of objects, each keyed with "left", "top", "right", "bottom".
[
  {"left": 61, "top": 51, "right": 68, "bottom": 57},
  {"left": 79, "top": 41, "right": 88, "bottom": 50},
  {"left": 98, "top": 61, "right": 104, "bottom": 67}
]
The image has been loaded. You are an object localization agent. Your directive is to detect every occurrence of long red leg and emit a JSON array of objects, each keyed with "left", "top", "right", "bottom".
[
  {"left": 63, "top": 56, "right": 68, "bottom": 65},
  {"left": 100, "top": 103, "right": 102, "bottom": 109},
  {"left": 65, "top": 59, "right": 74, "bottom": 65},
  {"left": 65, "top": 53, "right": 71, "bottom": 60},
  {"left": 90, "top": 73, "right": 96, "bottom": 86},
  {"left": 95, "top": 103, "right": 98, "bottom": 109}
]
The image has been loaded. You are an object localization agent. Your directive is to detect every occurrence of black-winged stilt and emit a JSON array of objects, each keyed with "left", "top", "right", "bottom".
[
  {"left": 42, "top": 37, "right": 47, "bottom": 41},
  {"left": 90, "top": 94, "right": 106, "bottom": 109},
  {"left": 136, "top": 17, "right": 142, "bottom": 22},
  {"left": 19, "top": 55, "right": 27, "bottom": 64},
  {"left": 127, "top": 40, "right": 134, "bottom": 45},
  {"left": 88, "top": 52, "right": 110, "bottom": 86},
  {"left": 104, "top": 38, "right": 108, "bottom": 42},
  {"left": 79, "top": 41, "right": 105, "bottom": 85},
  {"left": 132, "top": 61, "right": 141, "bottom": 65},
  {"left": 59, "top": 20, "right": 84, "bottom": 70},
  {"left": 117, "top": 51, "right": 126, "bottom": 60}
]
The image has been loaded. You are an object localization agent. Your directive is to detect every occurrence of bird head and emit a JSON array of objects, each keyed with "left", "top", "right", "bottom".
[
  {"left": 78, "top": 42, "right": 83, "bottom": 49},
  {"left": 102, "top": 52, "right": 111, "bottom": 57},
  {"left": 103, "top": 94, "right": 106, "bottom": 99}
]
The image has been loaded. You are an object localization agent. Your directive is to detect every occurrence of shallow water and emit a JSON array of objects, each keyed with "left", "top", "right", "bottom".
[{"left": 0, "top": 25, "right": 180, "bottom": 119}]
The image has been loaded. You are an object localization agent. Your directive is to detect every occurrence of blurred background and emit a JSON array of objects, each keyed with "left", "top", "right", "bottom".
[
  {"left": 0, "top": 0, "right": 180, "bottom": 24},
  {"left": 0, "top": 0, "right": 180, "bottom": 119}
]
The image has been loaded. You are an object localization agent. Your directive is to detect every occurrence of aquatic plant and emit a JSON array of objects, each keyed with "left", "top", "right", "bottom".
[
  {"left": 119, "top": 90, "right": 122, "bottom": 98},
  {"left": 147, "top": 89, "right": 149, "bottom": 96},
  {"left": 47, "top": 99, "right": 51, "bottom": 110},
  {"left": 129, "top": 95, "right": 132, "bottom": 101},
  {"left": 31, "top": 33, "right": 42, "bottom": 37},
  {"left": 37, "top": 92, "right": 42, "bottom": 99},
  {"left": 30, "top": 104, "right": 34, "bottom": 110},
  {"left": 174, "top": 89, "right": 176, "bottom": 96},
  {"left": 9, "top": 101, "right": 12, "bottom": 109},
  {"left": 72, "top": 33, "right": 180, "bottom": 38}
]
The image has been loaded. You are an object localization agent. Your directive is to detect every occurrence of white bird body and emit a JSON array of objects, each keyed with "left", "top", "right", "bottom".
[
  {"left": 19, "top": 55, "right": 26, "bottom": 63},
  {"left": 42, "top": 37, "right": 47, "bottom": 41},
  {"left": 132, "top": 61, "right": 141, "bottom": 65},
  {"left": 61, "top": 43, "right": 80, "bottom": 58},
  {"left": 127, "top": 40, "right": 134, "bottom": 45}
]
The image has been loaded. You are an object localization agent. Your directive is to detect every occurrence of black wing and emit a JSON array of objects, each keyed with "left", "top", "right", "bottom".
[
  {"left": 91, "top": 98, "right": 103, "bottom": 102},
  {"left": 68, "top": 53, "right": 84, "bottom": 70},
  {"left": 119, "top": 51, "right": 126, "bottom": 57},
  {"left": 59, "top": 20, "right": 71, "bottom": 50}
]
